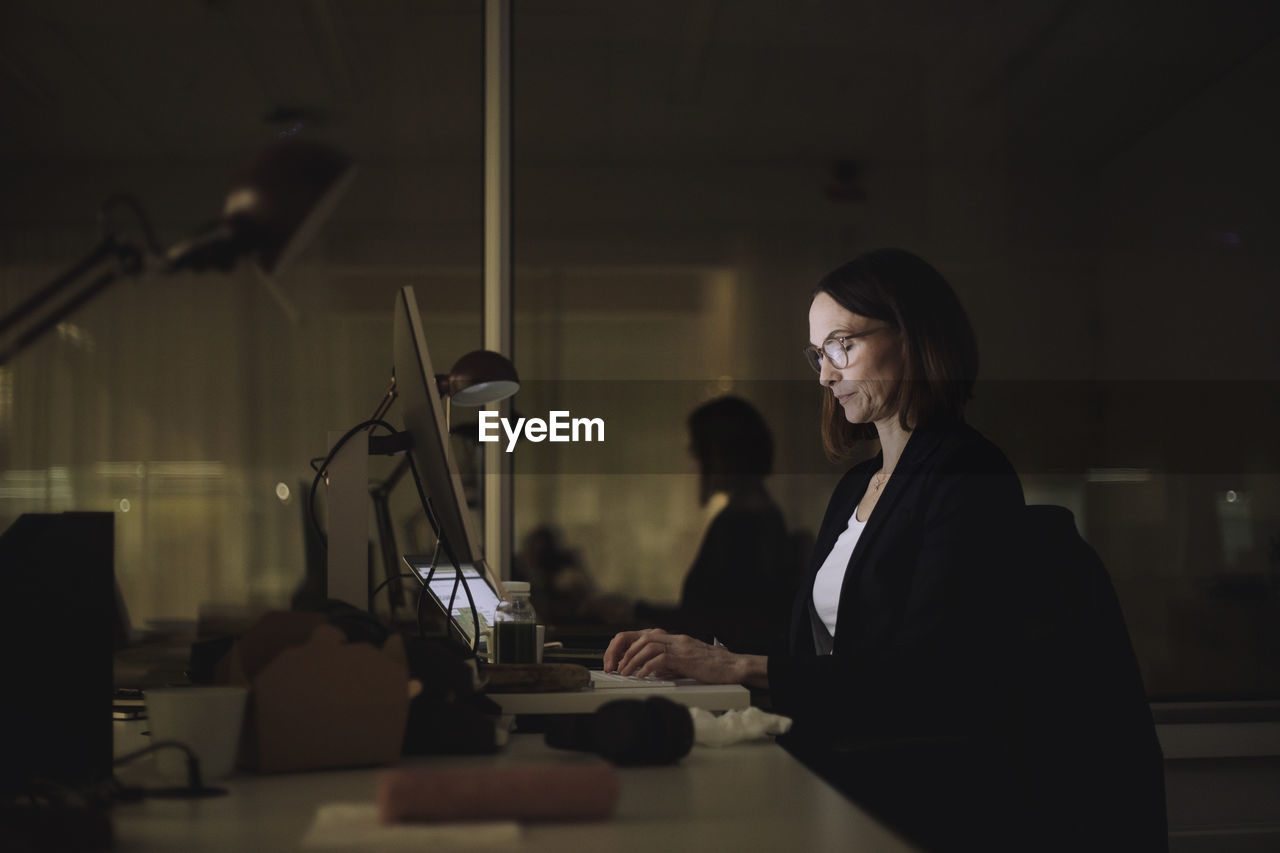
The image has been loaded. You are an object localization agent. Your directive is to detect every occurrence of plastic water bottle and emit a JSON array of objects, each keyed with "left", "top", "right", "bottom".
[{"left": 493, "top": 581, "right": 538, "bottom": 664}]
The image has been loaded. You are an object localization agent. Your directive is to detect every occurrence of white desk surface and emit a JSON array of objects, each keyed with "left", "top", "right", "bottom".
[
  {"left": 490, "top": 682, "right": 750, "bottom": 715},
  {"left": 111, "top": 726, "right": 910, "bottom": 852}
]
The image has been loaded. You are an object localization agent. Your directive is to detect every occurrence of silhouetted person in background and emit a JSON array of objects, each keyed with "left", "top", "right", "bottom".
[
  {"left": 632, "top": 396, "right": 798, "bottom": 655},
  {"left": 517, "top": 525, "right": 596, "bottom": 626}
]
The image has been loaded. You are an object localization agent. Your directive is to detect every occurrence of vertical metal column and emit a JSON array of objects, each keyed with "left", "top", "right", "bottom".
[{"left": 484, "top": 0, "right": 513, "bottom": 580}]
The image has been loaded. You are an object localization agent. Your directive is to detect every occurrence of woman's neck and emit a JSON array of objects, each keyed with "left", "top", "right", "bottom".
[{"left": 873, "top": 416, "right": 912, "bottom": 474}]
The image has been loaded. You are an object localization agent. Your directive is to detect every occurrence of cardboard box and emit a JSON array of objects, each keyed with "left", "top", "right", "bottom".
[{"left": 218, "top": 611, "right": 410, "bottom": 773}]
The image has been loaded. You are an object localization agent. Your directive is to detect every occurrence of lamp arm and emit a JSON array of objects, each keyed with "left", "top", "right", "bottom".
[
  {"left": 0, "top": 236, "right": 143, "bottom": 365},
  {"left": 100, "top": 193, "right": 166, "bottom": 256}
]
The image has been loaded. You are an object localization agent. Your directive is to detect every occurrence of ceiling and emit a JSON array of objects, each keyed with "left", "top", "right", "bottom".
[{"left": 2, "top": 0, "right": 1277, "bottom": 172}]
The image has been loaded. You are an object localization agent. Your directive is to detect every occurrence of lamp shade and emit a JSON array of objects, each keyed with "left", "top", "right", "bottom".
[
  {"left": 166, "top": 140, "right": 354, "bottom": 274},
  {"left": 439, "top": 350, "right": 520, "bottom": 406}
]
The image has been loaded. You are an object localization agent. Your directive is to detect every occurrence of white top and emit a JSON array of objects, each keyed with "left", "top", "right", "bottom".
[{"left": 812, "top": 509, "right": 867, "bottom": 638}]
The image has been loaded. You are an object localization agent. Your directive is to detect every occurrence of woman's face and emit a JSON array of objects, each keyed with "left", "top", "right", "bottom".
[{"left": 808, "top": 291, "right": 904, "bottom": 425}]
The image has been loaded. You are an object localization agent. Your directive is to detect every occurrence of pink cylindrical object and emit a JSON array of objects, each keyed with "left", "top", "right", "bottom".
[{"left": 378, "top": 762, "right": 621, "bottom": 823}]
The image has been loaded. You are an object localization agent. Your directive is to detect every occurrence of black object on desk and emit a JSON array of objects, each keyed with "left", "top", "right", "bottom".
[
  {"left": 544, "top": 696, "right": 694, "bottom": 766},
  {"left": 541, "top": 646, "right": 606, "bottom": 668},
  {"left": 0, "top": 512, "right": 116, "bottom": 798}
]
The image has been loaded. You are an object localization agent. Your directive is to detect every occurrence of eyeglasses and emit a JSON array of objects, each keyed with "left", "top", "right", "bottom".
[{"left": 802, "top": 327, "right": 891, "bottom": 373}]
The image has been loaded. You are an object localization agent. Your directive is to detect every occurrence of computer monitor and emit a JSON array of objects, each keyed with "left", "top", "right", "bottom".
[{"left": 392, "top": 285, "right": 503, "bottom": 641}]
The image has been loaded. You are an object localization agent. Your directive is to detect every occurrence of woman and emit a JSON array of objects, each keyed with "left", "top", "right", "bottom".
[
  {"left": 605, "top": 248, "right": 1029, "bottom": 846},
  {"left": 633, "top": 396, "right": 797, "bottom": 655}
]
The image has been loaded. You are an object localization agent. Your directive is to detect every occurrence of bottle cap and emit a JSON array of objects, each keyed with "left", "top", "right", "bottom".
[{"left": 504, "top": 581, "right": 531, "bottom": 594}]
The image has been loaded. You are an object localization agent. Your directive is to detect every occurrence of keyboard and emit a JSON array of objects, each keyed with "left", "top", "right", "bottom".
[{"left": 589, "top": 670, "right": 678, "bottom": 689}]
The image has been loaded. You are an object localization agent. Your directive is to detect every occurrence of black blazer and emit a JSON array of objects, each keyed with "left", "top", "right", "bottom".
[
  {"left": 769, "top": 420, "right": 1168, "bottom": 850},
  {"left": 769, "top": 418, "right": 1025, "bottom": 741}
]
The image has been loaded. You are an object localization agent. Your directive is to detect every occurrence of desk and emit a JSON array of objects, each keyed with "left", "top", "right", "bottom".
[
  {"left": 111, "top": 729, "right": 910, "bottom": 851},
  {"left": 490, "top": 683, "right": 750, "bottom": 715}
]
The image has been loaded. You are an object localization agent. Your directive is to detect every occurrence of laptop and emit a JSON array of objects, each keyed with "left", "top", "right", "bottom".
[
  {"left": 400, "top": 556, "right": 664, "bottom": 681},
  {"left": 402, "top": 556, "right": 503, "bottom": 655}
]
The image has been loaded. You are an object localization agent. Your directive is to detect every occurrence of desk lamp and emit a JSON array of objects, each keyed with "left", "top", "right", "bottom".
[
  {"left": 0, "top": 139, "right": 354, "bottom": 365},
  {"left": 368, "top": 348, "right": 519, "bottom": 430},
  {"left": 438, "top": 348, "right": 520, "bottom": 438},
  {"left": 438, "top": 350, "right": 520, "bottom": 407}
]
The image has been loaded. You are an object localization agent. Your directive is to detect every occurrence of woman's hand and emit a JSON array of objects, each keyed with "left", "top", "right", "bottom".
[{"left": 603, "top": 628, "right": 767, "bottom": 686}]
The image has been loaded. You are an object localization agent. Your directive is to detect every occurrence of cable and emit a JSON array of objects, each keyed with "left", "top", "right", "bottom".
[
  {"left": 307, "top": 418, "right": 399, "bottom": 548},
  {"left": 404, "top": 454, "right": 479, "bottom": 656},
  {"left": 415, "top": 539, "right": 442, "bottom": 638},
  {"left": 308, "top": 419, "right": 479, "bottom": 658},
  {"left": 111, "top": 741, "right": 227, "bottom": 799},
  {"left": 405, "top": 455, "right": 443, "bottom": 552},
  {"left": 371, "top": 571, "right": 422, "bottom": 602},
  {"left": 99, "top": 193, "right": 165, "bottom": 257},
  {"left": 443, "top": 554, "right": 480, "bottom": 655}
]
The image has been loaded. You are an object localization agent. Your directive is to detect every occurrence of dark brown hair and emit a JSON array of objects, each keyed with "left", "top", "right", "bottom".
[
  {"left": 688, "top": 396, "right": 773, "bottom": 503},
  {"left": 812, "top": 248, "right": 978, "bottom": 462}
]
